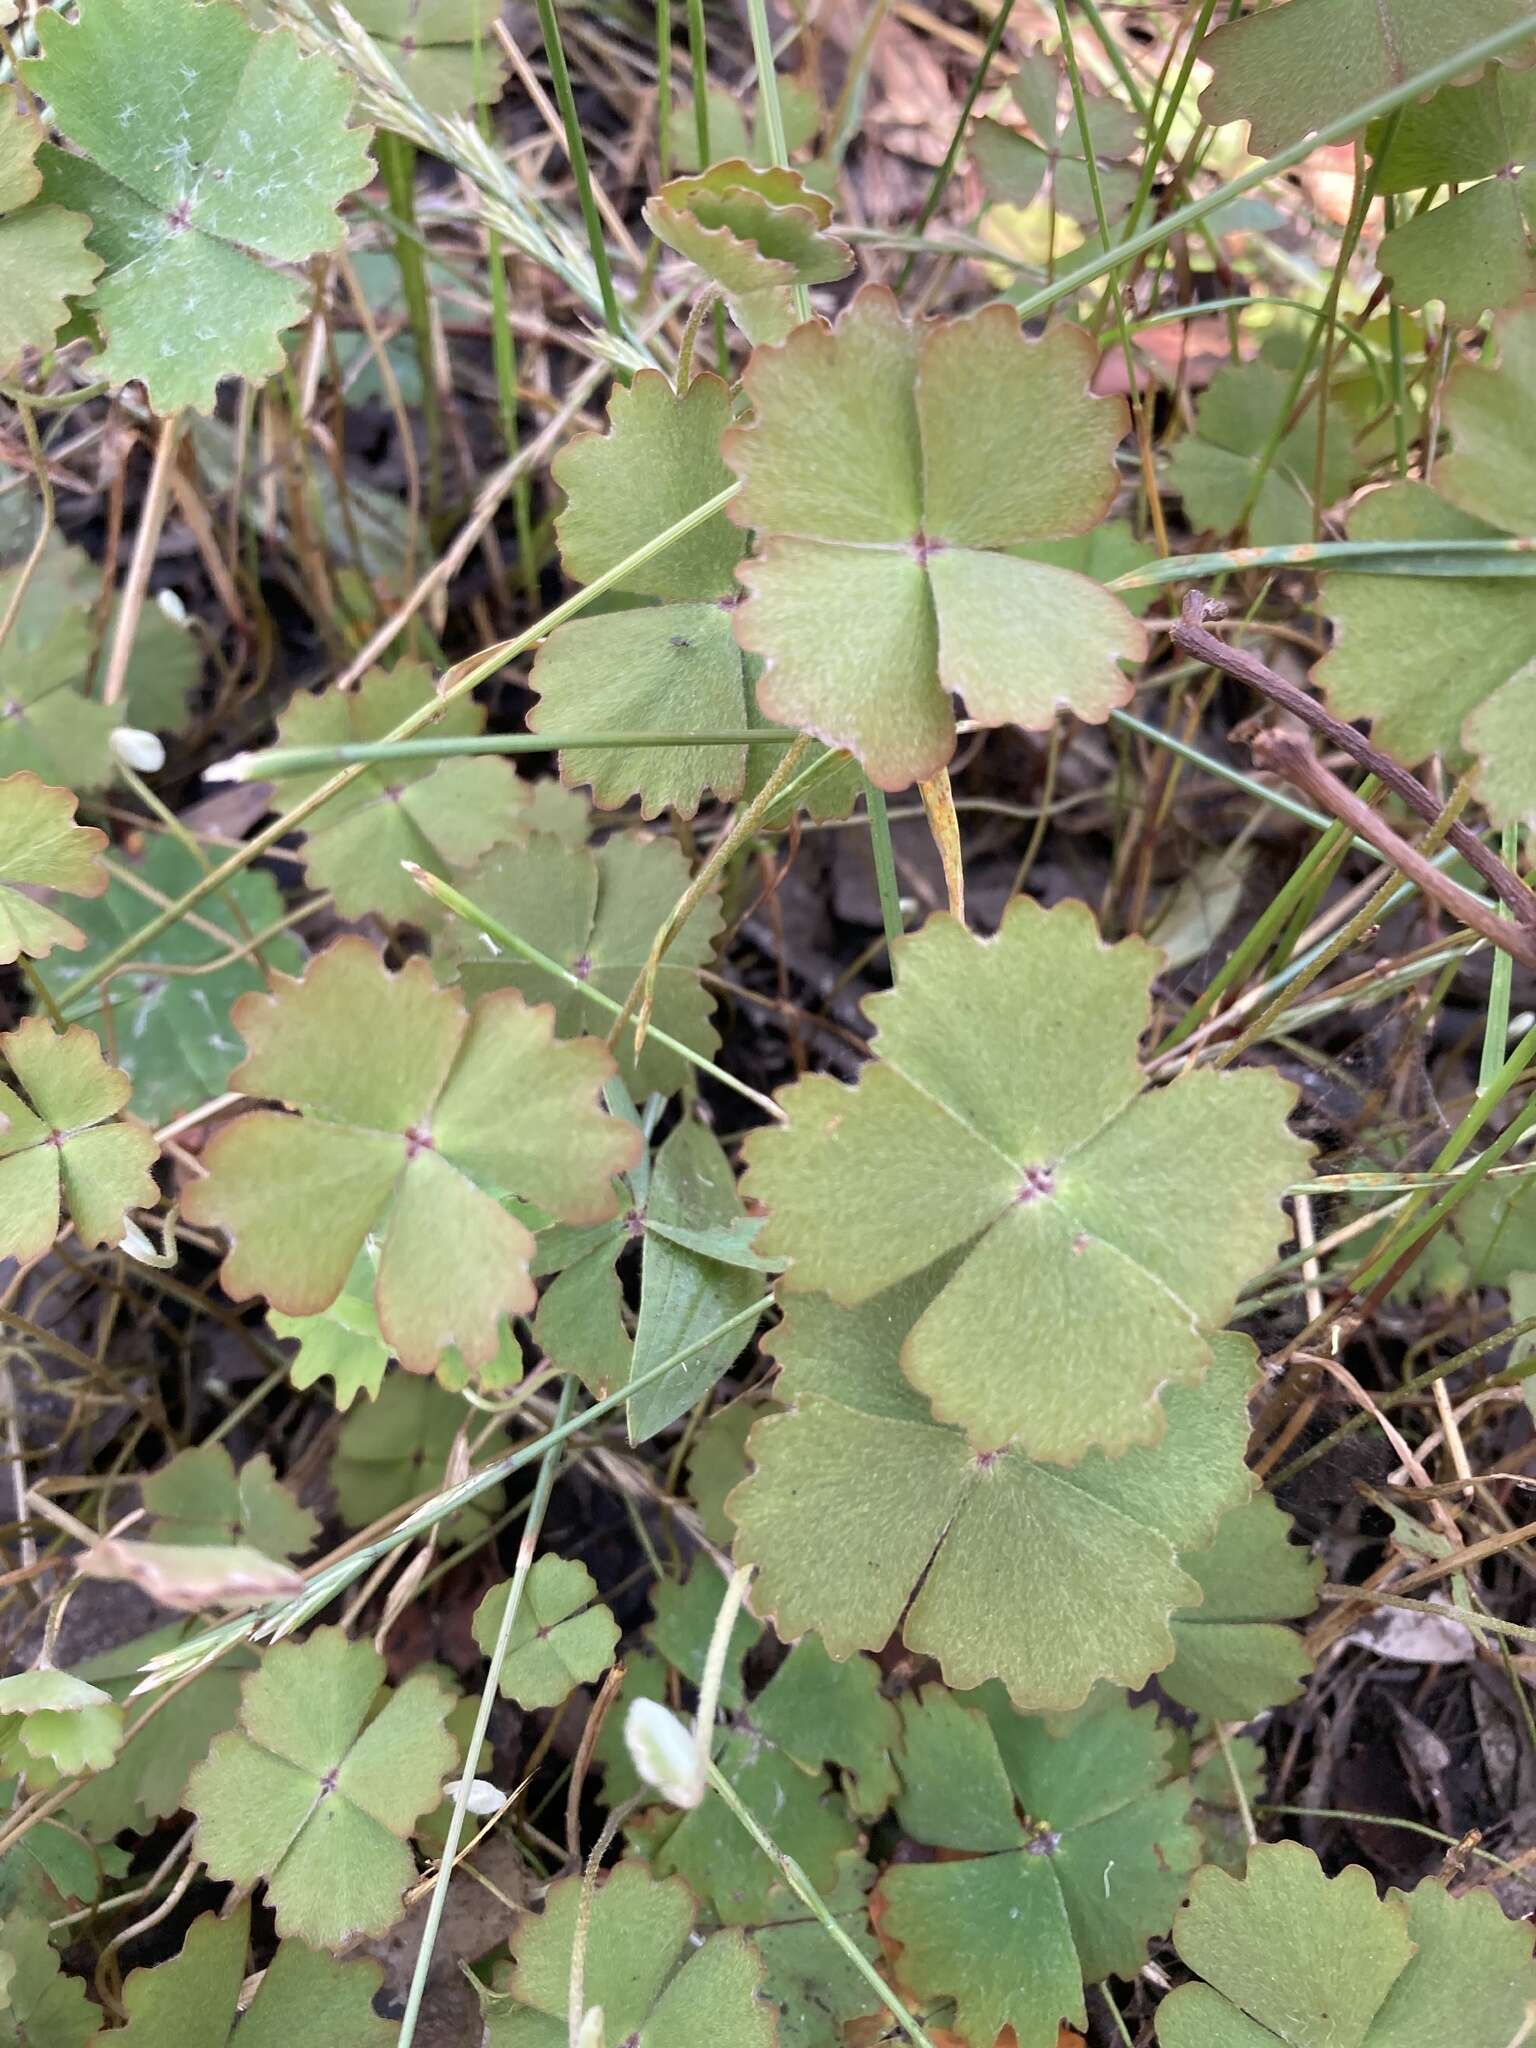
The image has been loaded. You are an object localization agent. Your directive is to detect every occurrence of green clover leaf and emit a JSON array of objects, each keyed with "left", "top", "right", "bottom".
[
  {"left": 530, "top": 370, "right": 767, "bottom": 819},
  {"left": 0, "top": 1916, "right": 94, "bottom": 2048},
  {"left": 749, "top": 1852, "right": 886, "bottom": 2048},
  {"left": 876, "top": 1685, "right": 1198, "bottom": 2048},
  {"left": 183, "top": 937, "right": 641, "bottom": 1373},
  {"left": 728, "top": 1277, "right": 1257, "bottom": 1709},
  {"left": 312, "top": 0, "right": 506, "bottom": 116},
  {"left": 0, "top": 1019, "right": 159, "bottom": 1263},
  {"left": 1196, "top": 1, "right": 1536, "bottom": 158},
  {"left": 723, "top": 286, "right": 1145, "bottom": 790},
  {"left": 1161, "top": 1492, "right": 1323, "bottom": 1723},
  {"left": 472, "top": 1556, "right": 619, "bottom": 1711},
  {"left": 270, "top": 663, "right": 538, "bottom": 925},
  {"left": 531, "top": 1117, "right": 766, "bottom": 1439},
  {"left": 436, "top": 829, "right": 723, "bottom": 1100},
  {"left": 1317, "top": 301, "right": 1536, "bottom": 829},
  {"left": 1166, "top": 358, "right": 1358, "bottom": 546},
  {"left": 25, "top": 0, "right": 374, "bottom": 413},
  {"left": 0, "top": 100, "right": 99, "bottom": 378},
  {"left": 0, "top": 539, "right": 199, "bottom": 789},
  {"left": 91, "top": 1897, "right": 397, "bottom": 2048},
  {"left": 484, "top": 1859, "right": 776, "bottom": 2048},
  {"left": 971, "top": 47, "right": 1141, "bottom": 225},
  {"left": 0, "top": 775, "right": 109, "bottom": 966},
  {"left": 667, "top": 78, "right": 821, "bottom": 175},
  {"left": 1374, "top": 65, "right": 1536, "bottom": 319},
  {"left": 742, "top": 898, "right": 1309, "bottom": 1461},
  {"left": 187, "top": 1626, "right": 457, "bottom": 1948},
  {"left": 329, "top": 1370, "right": 509, "bottom": 1536},
  {"left": 141, "top": 1443, "right": 318, "bottom": 1558},
  {"left": 1158, "top": 1840, "right": 1536, "bottom": 2048},
  {"left": 48, "top": 834, "right": 302, "bottom": 1123}
]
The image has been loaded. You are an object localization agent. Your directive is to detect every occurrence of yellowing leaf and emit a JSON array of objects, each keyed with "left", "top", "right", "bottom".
[
  {"left": 725, "top": 287, "right": 1145, "bottom": 789},
  {"left": 183, "top": 938, "right": 640, "bottom": 1372},
  {"left": 743, "top": 899, "right": 1309, "bottom": 1462}
]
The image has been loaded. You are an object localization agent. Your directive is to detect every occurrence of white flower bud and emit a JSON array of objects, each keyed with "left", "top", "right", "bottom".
[
  {"left": 445, "top": 1776, "right": 505, "bottom": 1816},
  {"left": 154, "top": 588, "right": 188, "bottom": 625},
  {"left": 623, "top": 1697, "right": 704, "bottom": 1810},
  {"left": 577, "top": 2008, "right": 605, "bottom": 2048},
  {"left": 109, "top": 726, "right": 165, "bottom": 773},
  {"left": 117, "top": 1219, "right": 158, "bottom": 1264}
]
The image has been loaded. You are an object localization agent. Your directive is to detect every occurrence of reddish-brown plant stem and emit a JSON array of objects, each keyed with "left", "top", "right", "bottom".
[
  {"left": 1250, "top": 730, "right": 1536, "bottom": 972},
  {"left": 1170, "top": 589, "right": 1536, "bottom": 931}
]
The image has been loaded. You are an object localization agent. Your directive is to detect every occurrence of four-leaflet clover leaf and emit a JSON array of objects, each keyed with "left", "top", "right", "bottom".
[
  {"left": 728, "top": 1278, "right": 1258, "bottom": 1710},
  {"left": 875, "top": 1686, "right": 1198, "bottom": 2048},
  {"left": 723, "top": 285, "right": 1146, "bottom": 790},
  {"left": 0, "top": 1020, "right": 160, "bottom": 1263},
  {"left": 269, "top": 663, "right": 543, "bottom": 925},
  {"left": 26, "top": 0, "right": 374, "bottom": 413},
  {"left": 970, "top": 46, "right": 1142, "bottom": 228},
  {"left": 472, "top": 1556, "right": 619, "bottom": 1711},
  {"left": 437, "top": 828, "right": 723, "bottom": 1100},
  {"left": 182, "top": 937, "right": 641, "bottom": 1373},
  {"left": 186, "top": 1626, "right": 457, "bottom": 1949},
  {"left": 743, "top": 897, "right": 1310, "bottom": 1462},
  {"left": 1157, "top": 1841, "right": 1536, "bottom": 2048},
  {"left": 0, "top": 99, "right": 99, "bottom": 376},
  {"left": 1196, "top": 0, "right": 1536, "bottom": 158},
  {"left": 1318, "top": 300, "right": 1536, "bottom": 829}
]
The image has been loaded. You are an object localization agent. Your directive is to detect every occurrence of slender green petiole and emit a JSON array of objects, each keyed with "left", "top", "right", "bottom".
[
  {"left": 705, "top": 1755, "right": 940, "bottom": 2048},
  {"left": 396, "top": 1378, "right": 577, "bottom": 2048}
]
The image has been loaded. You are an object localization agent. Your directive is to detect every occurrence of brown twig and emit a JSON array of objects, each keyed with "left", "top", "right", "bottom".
[
  {"left": 1251, "top": 729, "right": 1536, "bottom": 971},
  {"left": 1171, "top": 589, "right": 1536, "bottom": 931}
]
